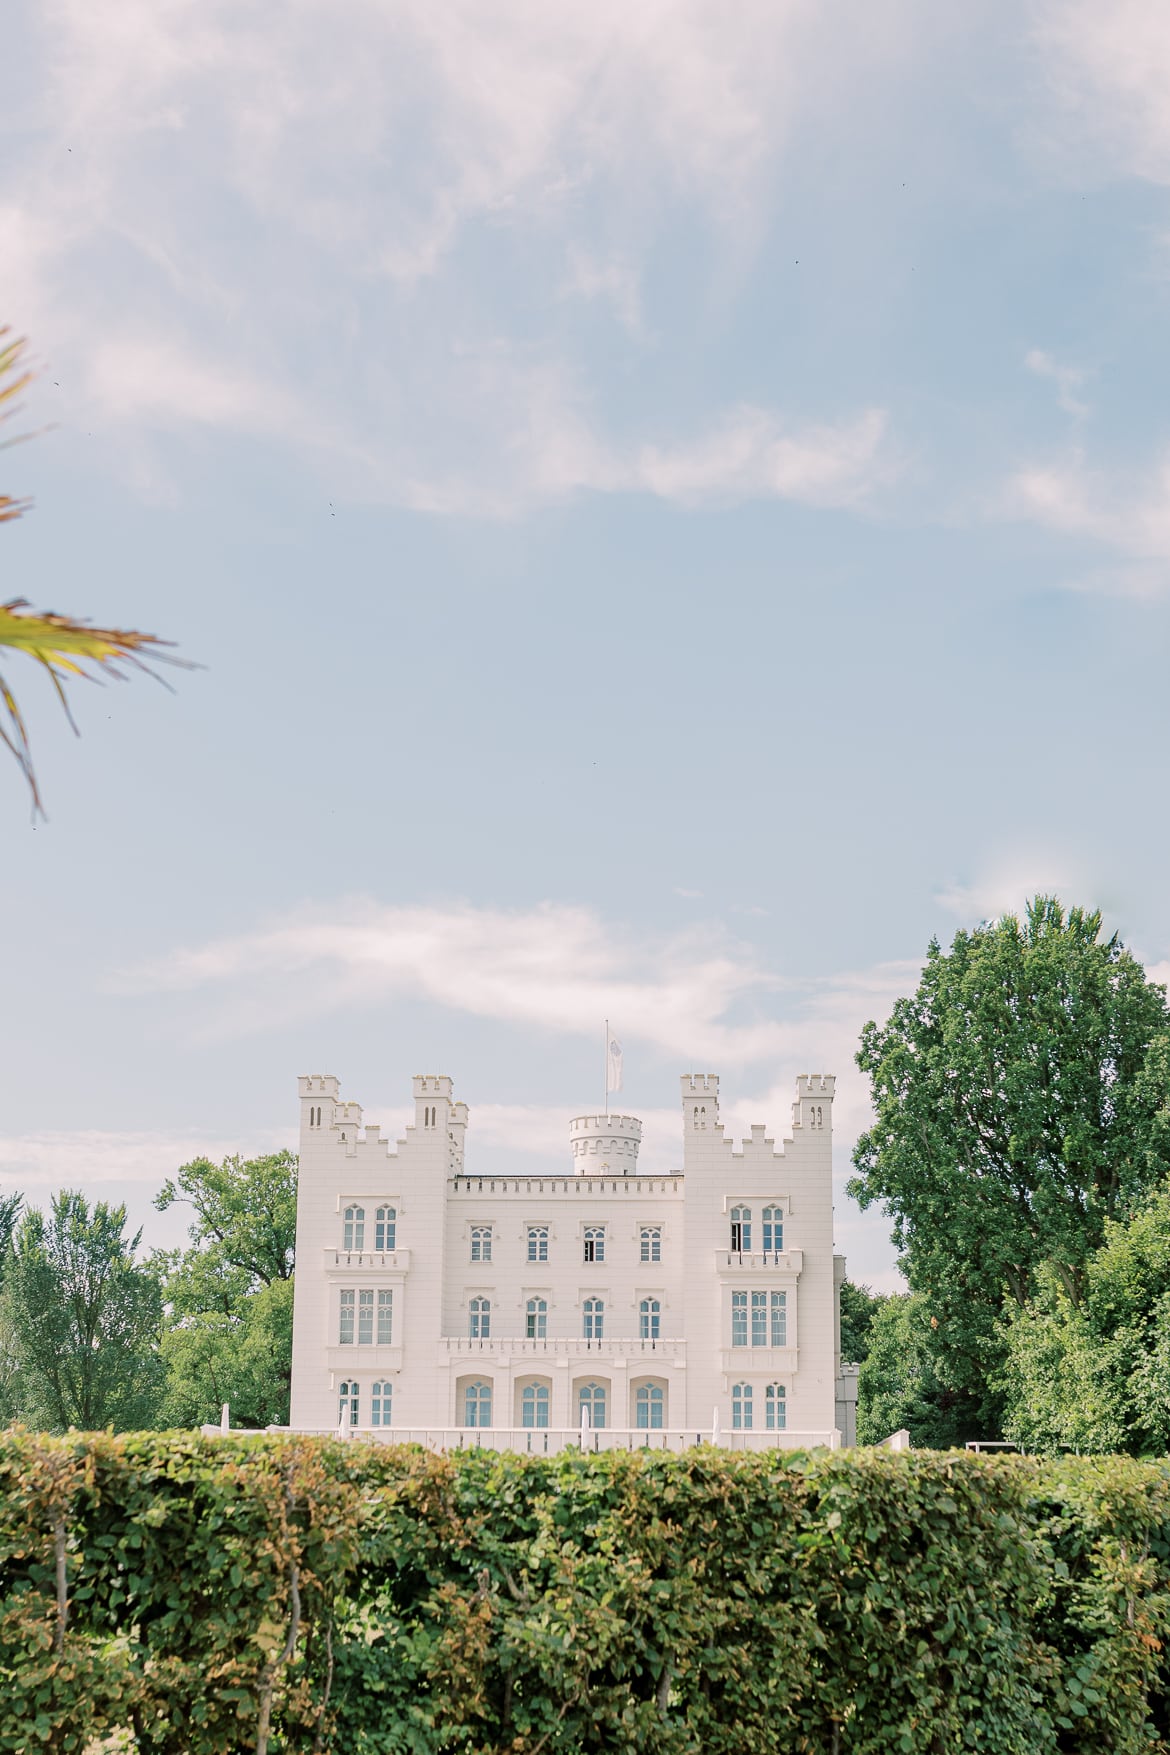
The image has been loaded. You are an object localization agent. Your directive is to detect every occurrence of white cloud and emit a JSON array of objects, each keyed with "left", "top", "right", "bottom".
[
  {"left": 118, "top": 899, "right": 917, "bottom": 1078},
  {"left": 7, "top": 0, "right": 904, "bottom": 515},
  {"left": 0, "top": 1126, "right": 293, "bottom": 1191},
  {"left": 936, "top": 862, "right": 1085, "bottom": 923},
  {"left": 1003, "top": 444, "right": 1170, "bottom": 593},
  {"left": 1034, "top": 0, "right": 1170, "bottom": 185},
  {"left": 1024, "top": 348, "right": 1089, "bottom": 418}
]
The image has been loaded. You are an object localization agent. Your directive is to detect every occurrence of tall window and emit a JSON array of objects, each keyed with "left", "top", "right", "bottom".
[
  {"left": 527, "top": 1225, "right": 549, "bottom": 1263},
  {"left": 762, "top": 1206, "right": 783, "bottom": 1254},
  {"left": 526, "top": 1297, "right": 548, "bottom": 1339},
  {"left": 469, "top": 1297, "right": 491, "bottom": 1339},
  {"left": 639, "top": 1298, "right": 661, "bottom": 1341},
  {"left": 339, "top": 1289, "right": 355, "bottom": 1345},
  {"left": 464, "top": 1381, "right": 492, "bottom": 1427},
  {"left": 375, "top": 1206, "right": 396, "bottom": 1251},
  {"left": 377, "top": 1289, "right": 393, "bottom": 1345},
  {"left": 640, "top": 1226, "right": 662, "bottom": 1263},
  {"left": 371, "top": 1380, "right": 392, "bottom": 1427},
  {"left": 583, "top": 1297, "right": 604, "bottom": 1341},
  {"left": 356, "top": 1289, "right": 374, "bottom": 1346},
  {"left": 579, "top": 1381, "right": 607, "bottom": 1429},
  {"left": 732, "top": 1383, "right": 753, "bottom": 1430},
  {"left": 338, "top": 1379, "right": 359, "bottom": 1426},
  {"left": 470, "top": 1225, "right": 492, "bottom": 1263},
  {"left": 730, "top": 1206, "right": 751, "bottom": 1252},
  {"left": 766, "top": 1384, "right": 787, "bottom": 1431},
  {"left": 583, "top": 1226, "right": 606, "bottom": 1263},
  {"left": 343, "top": 1205, "right": 365, "bottom": 1252},
  {"left": 636, "top": 1384, "right": 664, "bottom": 1429},
  {"left": 732, "top": 1290, "right": 786, "bottom": 1346},
  {"left": 522, "top": 1383, "right": 550, "bottom": 1429}
]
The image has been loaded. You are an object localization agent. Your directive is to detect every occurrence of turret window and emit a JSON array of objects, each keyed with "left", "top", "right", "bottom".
[{"left": 343, "top": 1205, "right": 365, "bottom": 1252}]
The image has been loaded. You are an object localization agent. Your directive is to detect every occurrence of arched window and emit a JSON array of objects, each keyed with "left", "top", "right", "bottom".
[
  {"left": 730, "top": 1206, "right": 751, "bottom": 1252},
  {"left": 583, "top": 1225, "right": 606, "bottom": 1263},
  {"left": 766, "top": 1384, "right": 787, "bottom": 1431},
  {"left": 635, "top": 1383, "right": 664, "bottom": 1430},
  {"left": 469, "top": 1297, "right": 491, "bottom": 1339},
  {"left": 578, "top": 1381, "right": 607, "bottom": 1430},
  {"left": 583, "top": 1298, "right": 604, "bottom": 1341},
  {"left": 338, "top": 1379, "right": 359, "bottom": 1426},
  {"left": 339, "top": 1289, "right": 355, "bottom": 1346},
  {"left": 640, "top": 1226, "right": 662, "bottom": 1263},
  {"left": 470, "top": 1225, "right": 492, "bottom": 1262},
  {"left": 527, "top": 1225, "right": 549, "bottom": 1263},
  {"left": 639, "top": 1298, "right": 661, "bottom": 1341},
  {"left": 521, "top": 1382, "right": 550, "bottom": 1429},
  {"left": 375, "top": 1206, "right": 396, "bottom": 1252},
  {"left": 762, "top": 1205, "right": 783, "bottom": 1254},
  {"left": 732, "top": 1383, "right": 753, "bottom": 1430},
  {"left": 371, "top": 1380, "right": 392, "bottom": 1427},
  {"left": 377, "top": 1290, "right": 393, "bottom": 1345},
  {"left": 464, "top": 1381, "right": 492, "bottom": 1428},
  {"left": 526, "top": 1297, "right": 548, "bottom": 1339},
  {"left": 343, "top": 1205, "right": 365, "bottom": 1252}
]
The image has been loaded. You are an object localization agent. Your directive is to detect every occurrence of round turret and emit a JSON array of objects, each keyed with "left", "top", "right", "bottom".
[{"left": 569, "top": 1111, "right": 642, "bottom": 1175}]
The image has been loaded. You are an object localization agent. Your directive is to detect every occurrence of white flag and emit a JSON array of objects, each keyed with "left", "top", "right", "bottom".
[{"left": 607, "top": 1034, "right": 623, "bottom": 1094}]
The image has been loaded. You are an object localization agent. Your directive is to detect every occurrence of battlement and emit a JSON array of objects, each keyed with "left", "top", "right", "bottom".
[
  {"left": 680, "top": 1074, "right": 719, "bottom": 1096},
  {"left": 299, "top": 1074, "right": 340, "bottom": 1098},
  {"left": 413, "top": 1074, "right": 453, "bottom": 1099},
  {"left": 570, "top": 1113, "right": 642, "bottom": 1138},
  {"left": 569, "top": 1111, "right": 642, "bottom": 1174},
  {"left": 796, "top": 1074, "right": 836, "bottom": 1100}
]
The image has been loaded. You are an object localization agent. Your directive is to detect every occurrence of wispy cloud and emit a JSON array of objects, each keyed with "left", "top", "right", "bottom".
[
  {"left": 8, "top": 0, "right": 904, "bottom": 515},
  {"left": 117, "top": 898, "right": 917, "bottom": 1075},
  {"left": 1024, "top": 348, "right": 1090, "bottom": 418},
  {"left": 1034, "top": 0, "right": 1170, "bottom": 185},
  {"left": 1004, "top": 444, "right": 1170, "bottom": 595},
  {"left": 936, "top": 860, "right": 1086, "bottom": 923}
]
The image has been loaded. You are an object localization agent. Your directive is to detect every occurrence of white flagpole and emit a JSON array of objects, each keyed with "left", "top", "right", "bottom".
[{"left": 603, "top": 1016, "right": 609, "bottom": 1117}]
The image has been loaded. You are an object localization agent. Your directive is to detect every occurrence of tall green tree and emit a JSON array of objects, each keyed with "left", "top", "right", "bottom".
[
  {"left": 849, "top": 897, "right": 1170, "bottom": 1432},
  {"left": 4, "top": 1191, "right": 164, "bottom": 1431},
  {"left": 855, "top": 1292, "right": 982, "bottom": 1447},
  {"left": 155, "top": 1151, "right": 297, "bottom": 1427},
  {"left": 1000, "top": 1177, "right": 1170, "bottom": 1456},
  {"left": 838, "top": 1278, "right": 884, "bottom": 1364}
]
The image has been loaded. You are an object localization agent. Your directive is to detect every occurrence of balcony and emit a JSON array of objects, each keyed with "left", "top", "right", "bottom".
[
  {"left": 324, "top": 1249, "right": 410, "bottom": 1274},
  {"left": 715, "top": 1250, "right": 802, "bottom": 1275},
  {"left": 439, "top": 1336, "right": 686, "bottom": 1361}
]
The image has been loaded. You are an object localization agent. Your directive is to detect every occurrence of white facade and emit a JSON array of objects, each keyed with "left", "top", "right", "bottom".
[{"left": 289, "top": 1069, "right": 845, "bottom": 1448}]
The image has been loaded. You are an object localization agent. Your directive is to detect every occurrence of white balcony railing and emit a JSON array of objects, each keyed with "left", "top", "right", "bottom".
[
  {"left": 439, "top": 1336, "right": 686, "bottom": 1359},
  {"left": 715, "top": 1250, "right": 802, "bottom": 1274},
  {"left": 324, "top": 1249, "right": 410, "bottom": 1272},
  {"left": 268, "top": 1425, "right": 838, "bottom": 1454}
]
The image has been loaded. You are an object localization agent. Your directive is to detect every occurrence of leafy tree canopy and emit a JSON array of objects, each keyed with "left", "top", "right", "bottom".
[
  {"left": 856, "top": 1292, "right": 983, "bottom": 1448},
  {"left": 849, "top": 897, "right": 1170, "bottom": 1428},
  {"left": 1000, "top": 1177, "right": 1170, "bottom": 1456},
  {"left": 838, "top": 1278, "right": 884, "bottom": 1364},
  {"left": 4, "top": 1190, "right": 164, "bottom": 1431}
]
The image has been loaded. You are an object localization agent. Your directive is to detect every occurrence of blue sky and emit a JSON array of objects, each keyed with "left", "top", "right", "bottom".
[{"left": 4, "top": 1, "right": 1170, "bottom": 1288}]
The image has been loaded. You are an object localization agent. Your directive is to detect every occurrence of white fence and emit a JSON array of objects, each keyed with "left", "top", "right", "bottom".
[{"left": 212, "top": 1421, "right": 839, "bottom": 1453}]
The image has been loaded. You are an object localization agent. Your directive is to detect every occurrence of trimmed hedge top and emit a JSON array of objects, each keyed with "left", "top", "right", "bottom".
[{"left": 0, "top": 1433, "right": 1167, "bottom": 1753}]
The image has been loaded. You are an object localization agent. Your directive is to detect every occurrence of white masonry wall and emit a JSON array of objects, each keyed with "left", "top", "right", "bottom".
[{"left": 289, "top": 1068, "right": 841, "bottom": 1442}]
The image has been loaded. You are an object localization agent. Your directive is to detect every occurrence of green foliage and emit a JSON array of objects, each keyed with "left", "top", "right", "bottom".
[
  {"left": 155, "top": 1151, "right": 297, "bottom": 1427},
  {"left": 1001, "top": 1177, "right": 1170, "bottom": 1455},
  {"left": 3, "top": 1192, "right": 164, "bottom": 1432},
  {"left": 855, "top": 1291, "right": 984, "bottom": 1448},
  {"left": 850, "top": 897, "right": 1170, "bottom": 1433},
  {"left": 0, "top": 1435, "right": 1167, "bottom": 1755},
  {"left": 838, "top": 1277, "right": 883, "bottom": 1363}
]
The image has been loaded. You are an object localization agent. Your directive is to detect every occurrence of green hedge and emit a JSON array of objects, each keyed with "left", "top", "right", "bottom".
[{"left": 0, "top": 1435, "right": 1168, "bottom": 1753}]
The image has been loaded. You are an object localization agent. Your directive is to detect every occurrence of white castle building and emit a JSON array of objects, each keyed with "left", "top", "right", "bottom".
[{"left": 289, "top": 1069, "right": 849, "bottom": 1448}]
